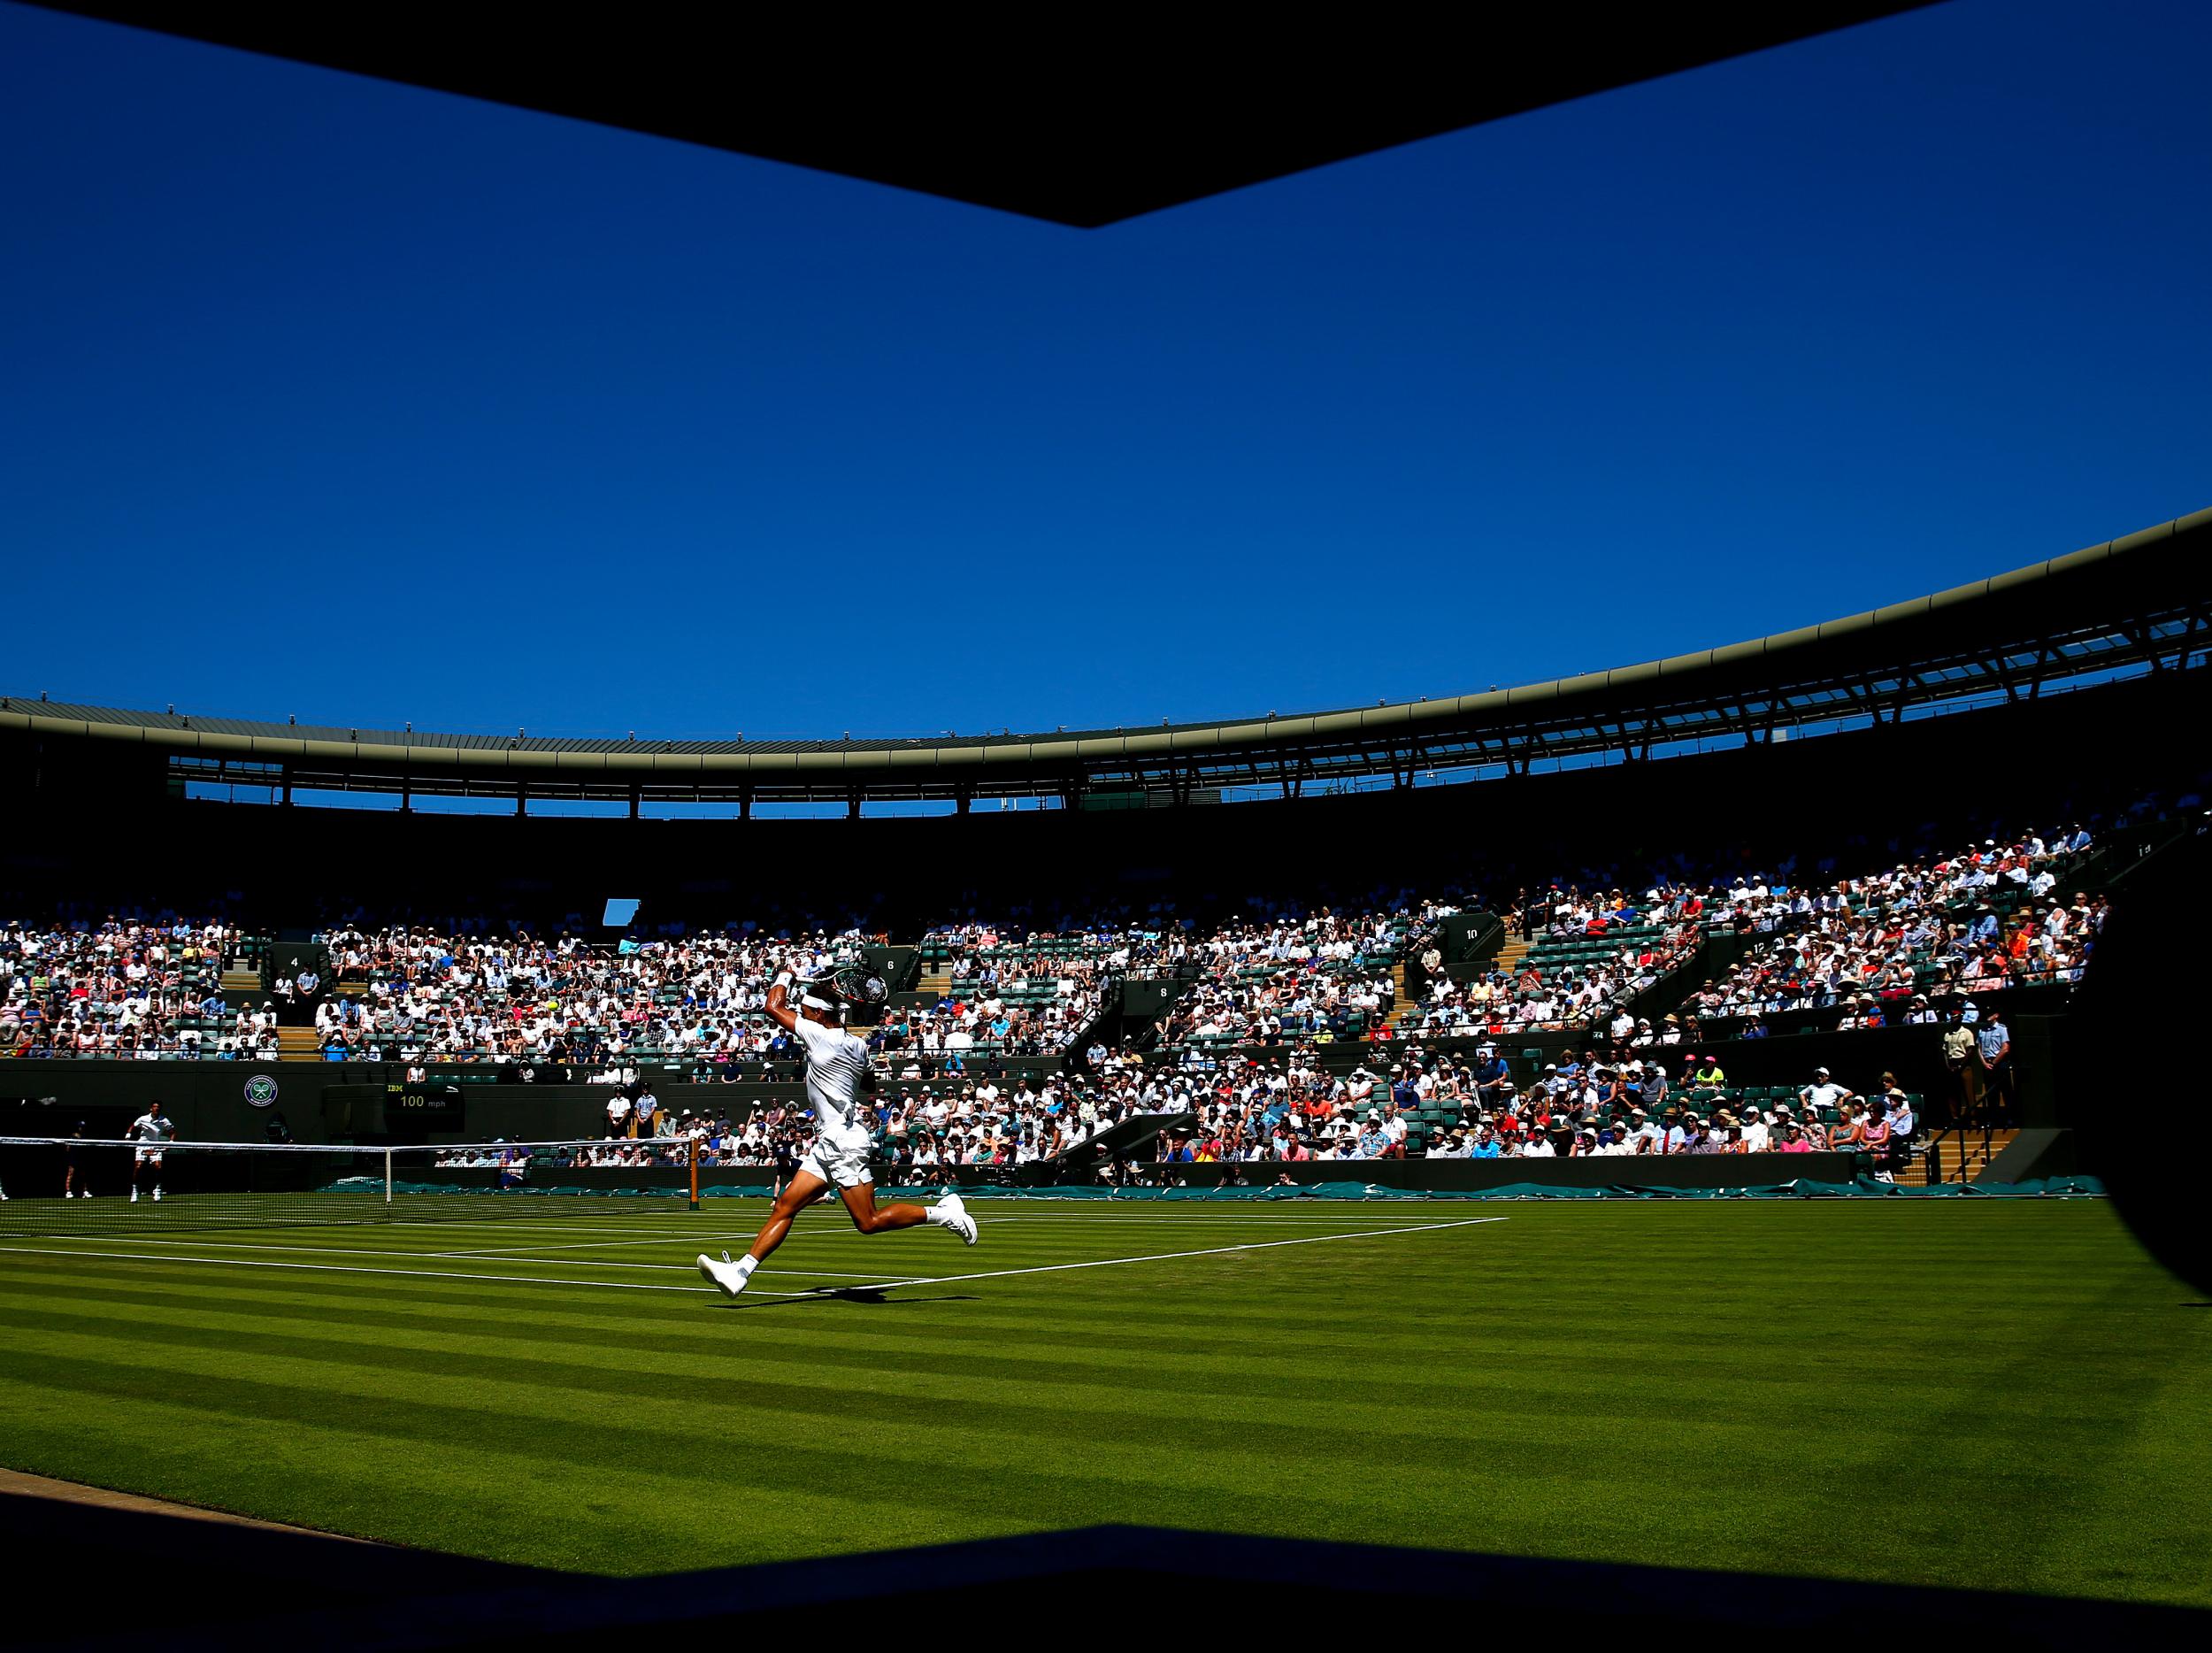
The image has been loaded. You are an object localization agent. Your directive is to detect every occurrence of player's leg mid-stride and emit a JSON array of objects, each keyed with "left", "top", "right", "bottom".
[
  {"left": 697, "top": 1169, "right": 975, "bottom": 1299},
  {"left": 696, "top": 965, "right": 975, "bottom": 1301}
]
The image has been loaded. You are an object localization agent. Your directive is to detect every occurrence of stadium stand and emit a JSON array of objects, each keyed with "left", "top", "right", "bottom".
[
  {"left": 0, "top": 511, "right": 2203, "bottom": 1199},
  {"left": 0, "top": 806, "right": 2157, "bottom": 1190},
  {"left": 1147, "top": 908, "right": 1409, "bottom": 1050}
]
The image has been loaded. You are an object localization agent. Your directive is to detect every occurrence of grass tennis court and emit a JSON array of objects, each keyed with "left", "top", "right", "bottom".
[{"left": 0, "top": 1198, "right": 2205, "bottom": 1606}]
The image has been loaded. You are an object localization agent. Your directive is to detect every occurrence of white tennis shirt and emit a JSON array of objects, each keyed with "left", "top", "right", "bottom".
[{"left": 792, "top": 1015, "right": 872, "bottom": 1148}]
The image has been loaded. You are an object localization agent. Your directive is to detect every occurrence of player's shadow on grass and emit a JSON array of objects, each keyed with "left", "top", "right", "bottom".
[{"left": 716, "top": 1289, "right": 979, "bottom": 1310}]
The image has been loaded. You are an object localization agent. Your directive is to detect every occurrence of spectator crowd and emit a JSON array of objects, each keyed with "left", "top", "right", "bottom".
[
  {"left": 1151, "top": 908, "right": 1407, "bottom": 1047},
  {"left": 0, "top": 817, "right": 2105, "bottom": 1196},
  {"left": 0, "top": 920, "right": 261, "bottom": 1058}
]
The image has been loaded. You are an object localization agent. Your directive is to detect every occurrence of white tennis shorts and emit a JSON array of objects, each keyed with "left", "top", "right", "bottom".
[{"left": 800, "top": 1134, "right": 872, "bottom": 1188}]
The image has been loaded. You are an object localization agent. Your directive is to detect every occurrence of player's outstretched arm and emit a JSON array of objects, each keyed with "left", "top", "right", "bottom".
[{"left": 763, "top": 969, "right": 800, "bottom": 1034}]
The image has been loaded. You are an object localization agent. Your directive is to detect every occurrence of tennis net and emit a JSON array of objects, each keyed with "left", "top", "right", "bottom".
[{"left": 0, "top": 1136, "right": 706, "bottom": 1236}]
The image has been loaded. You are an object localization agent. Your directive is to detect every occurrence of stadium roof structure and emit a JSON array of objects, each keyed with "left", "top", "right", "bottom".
[
  {"left": 4, "top": 508, "right": 2205, "bottom": 814},
  {"left": 28, "top": 4, "right": 1935, "bottom": 227}
]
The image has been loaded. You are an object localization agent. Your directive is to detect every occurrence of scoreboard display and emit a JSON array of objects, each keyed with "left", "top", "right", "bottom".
[{"left": 386, "top": 1083, "right": 466, "bottom": 1133}]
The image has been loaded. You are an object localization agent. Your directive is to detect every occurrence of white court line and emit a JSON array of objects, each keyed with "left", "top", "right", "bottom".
[
  {"left": 91, "top": 1206, "right": 1470, "bottom": 1240},
  {"left": 0, "top": 1234, "right": 915, "bottom": 1280},
  {"left": 960, "top": 1213, "right": 1479, "bottom": 1225},
  {"left": 382, "top": 1219, "right": 746, "bottom": 1237},
  {"left": 0, "top": 1211, "right": 1471, "bottom": 1249},
  {"left": 379, "top": 1207, "right": 1474, "bottom": 1230},
  {"left": 433, "top": 1233, "right": 777, "bottom": 1257},
  {"left": 0, "top": 1216, "right": 1505, "bottom": 1302},
  {"left": 846, "top": 1216, "right": 1509, "bottom": 1291},
  {"left": 42, "top": 1232, "right": 757, "bottom": 1257},
  {"left": 425, "top": 1213, "right": 1446, "bottom": 1254},
  {"left": 0, "top": 1211, "right": 1479, "bottom": 1261},
  {"left": 0, "top": 1242, "right": 787, "bottom": 1296}
]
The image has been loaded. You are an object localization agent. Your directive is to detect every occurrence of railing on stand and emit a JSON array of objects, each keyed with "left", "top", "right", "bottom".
[{"left": 1918, "top": 1116, "right": 2001, "bottom": 1185}]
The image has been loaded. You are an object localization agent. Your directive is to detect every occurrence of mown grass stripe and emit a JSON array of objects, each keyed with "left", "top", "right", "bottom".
[
  {"left": 0, "top": 1289, "right": 2138, "bottom": 1457},
  {"left": 0, "top": 1338, "right": 1432, "bottom": 1534},
  {"left": 0, "top": 1242, "right": 769, "bottom": 1295},
  {"left": 0, "top": 1213, "right": 1506, "bottom": 1298},
  {"left": 12, "top": 1236, "right": 943, "bottom": 1281},
  {"left": 0, "top": 1373, "right": 1015, "bottom": 1572},
  {"left": 8, "top": 1319, "right": 2053, "bottom": 1540},
  {"left": 0, "top": 1335, "right": 2142, "bottom": 1603},
  {"left": 0, "top": 1242, "right": 2158, "bottom": 1365},
  {"left": 0, "top": 1200, "right": 2203, "bottom": 1606}
]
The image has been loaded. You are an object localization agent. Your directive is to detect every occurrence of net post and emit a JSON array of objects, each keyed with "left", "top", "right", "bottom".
[
  {"left": 688, "top": 1134, "right": 700, "bottom": 1212},
  {"left": 385, "top": 1148, "right": 394, "bottom": 1205}
]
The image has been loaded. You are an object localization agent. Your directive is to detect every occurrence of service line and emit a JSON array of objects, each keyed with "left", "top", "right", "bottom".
[
  {"left": 845, "top": 1214, "right": 1509, "bottom": 1291},
  {"left": 0, "top": 1242, "right": 787, "bottom": 1296},
  {"left": 0, "top": 1233, "right": 914, "bottom": 1281},
  {"left": 0, "top": 1215, "right": 1502, "bottom": 1302}
]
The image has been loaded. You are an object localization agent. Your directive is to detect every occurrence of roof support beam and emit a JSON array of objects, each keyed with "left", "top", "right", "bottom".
[
  {"left": 2171, "top": 606, "right": 2208, "bottom": 673},
  {"left": 19, "top": 511, "right": 2210, "bottom": 807},
  {"left": 1890, "top": 669, "right": 1920, "bottom": 727}
]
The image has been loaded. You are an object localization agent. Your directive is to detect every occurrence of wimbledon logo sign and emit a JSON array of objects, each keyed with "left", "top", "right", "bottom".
[{"left": 244, "top": 1074, "right": 280, "bottom": 1108}]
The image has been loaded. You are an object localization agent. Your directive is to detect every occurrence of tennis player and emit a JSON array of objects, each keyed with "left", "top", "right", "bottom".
[
  {"left": 65, "top": 1121, "right": 95, "bottom": 1198},
  {"left": 699, "top": 967, "right": 974, "bottom": 1298},
  {"left": 126, "top": 1100, "right": 176, "bottom": 1203}
]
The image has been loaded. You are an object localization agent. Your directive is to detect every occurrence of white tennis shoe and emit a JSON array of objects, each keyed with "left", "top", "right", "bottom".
[
  {"left": 933, "top": 1192, "right": 979, "bottom": 1246},
  {"left": 696, "top": 1250, "right": 747, "bottom": 1297}
]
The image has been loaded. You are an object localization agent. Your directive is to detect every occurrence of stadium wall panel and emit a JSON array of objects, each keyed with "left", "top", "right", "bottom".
[
  {"left": 0, "top": 1066, "right": 626, "bottom": 1145},
  {"left": 1, "top": 1064, "right": 1099, "bottom": 1146}
]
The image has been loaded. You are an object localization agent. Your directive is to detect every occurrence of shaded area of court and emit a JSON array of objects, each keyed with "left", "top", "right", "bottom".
[{"left": 8, "top": 1508, "right": 2206, "bottom": 1651}]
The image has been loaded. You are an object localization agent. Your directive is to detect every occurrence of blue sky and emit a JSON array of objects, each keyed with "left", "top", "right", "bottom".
[{"left": 2, "top": 0, "right": 2206, "bottom": 742}]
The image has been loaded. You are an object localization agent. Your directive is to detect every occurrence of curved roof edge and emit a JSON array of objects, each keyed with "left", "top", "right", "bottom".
[{"left": 3, "top": 505, "right": 2206, "bottom": 781}]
